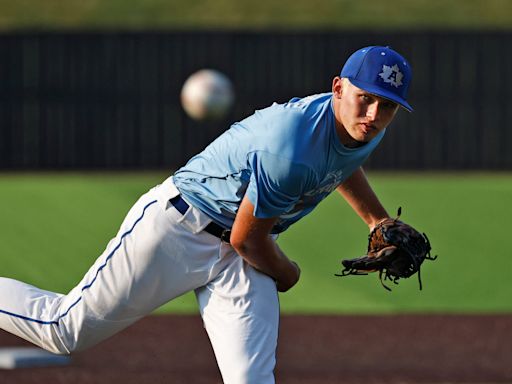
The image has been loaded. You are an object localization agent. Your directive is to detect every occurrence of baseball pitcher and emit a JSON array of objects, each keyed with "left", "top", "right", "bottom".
[{"left": 0, "top": 46, "right": 426, "bottom": 384}]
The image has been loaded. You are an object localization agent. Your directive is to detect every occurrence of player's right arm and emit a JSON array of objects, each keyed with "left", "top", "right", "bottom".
[
  {"left": 337, "top": 166, "right": 389, "bottom": 229},
  {"left": 230, "top": 195, "right": 301, "bottom": 292}
]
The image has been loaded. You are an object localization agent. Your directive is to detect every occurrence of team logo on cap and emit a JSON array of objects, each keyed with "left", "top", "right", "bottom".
[{"left": 379, "top": 64, "right": 403, "bottom": 88}]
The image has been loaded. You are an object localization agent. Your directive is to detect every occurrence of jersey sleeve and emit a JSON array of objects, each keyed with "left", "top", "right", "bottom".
[{"left": 245, "top": 150, "right": 316, "bottom": 218}]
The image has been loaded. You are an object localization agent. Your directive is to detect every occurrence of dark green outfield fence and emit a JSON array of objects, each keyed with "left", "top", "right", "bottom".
[{"left": 0, "top": 31, "right": 510, "bottom": 170}]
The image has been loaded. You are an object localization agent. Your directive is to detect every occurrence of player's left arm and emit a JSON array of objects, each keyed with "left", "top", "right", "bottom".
[
  {"left": 336, "top": 166, "right": 389, "bottom": 230},
  {"left": 230, "top": 195, "right": 301, "bottom": 292}
]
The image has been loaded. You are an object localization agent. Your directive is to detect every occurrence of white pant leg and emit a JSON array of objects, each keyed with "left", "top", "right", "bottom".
[
  {"left": 196, "top": 247, "right": 280, "bottom": 384},
  {"left": 0, "top": 177, "right": 223, "bottom": 354}
]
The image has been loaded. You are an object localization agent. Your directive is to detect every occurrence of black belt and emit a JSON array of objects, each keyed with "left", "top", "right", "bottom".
[{"left": 169, "top": 195, "right": 231, "bottom": 243}]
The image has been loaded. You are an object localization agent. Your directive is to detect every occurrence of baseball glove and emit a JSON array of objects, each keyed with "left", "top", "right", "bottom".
[{"left": 336, "top": 208, "right": 436, "bottom": 291}]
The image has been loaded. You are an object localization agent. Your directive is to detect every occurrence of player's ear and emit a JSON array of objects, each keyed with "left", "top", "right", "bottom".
[{"left": 332, "top": 76, "right": 343, "bottom": 99}]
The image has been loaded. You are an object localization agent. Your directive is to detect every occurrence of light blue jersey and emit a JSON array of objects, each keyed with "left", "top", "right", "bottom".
[{"left": 173, "top": 93, "right": 385, "bottom": 233}]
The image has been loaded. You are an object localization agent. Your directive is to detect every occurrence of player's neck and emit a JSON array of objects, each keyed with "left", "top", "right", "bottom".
[{"left": 335, "top": 122, "right": 365, "bottom": 148}]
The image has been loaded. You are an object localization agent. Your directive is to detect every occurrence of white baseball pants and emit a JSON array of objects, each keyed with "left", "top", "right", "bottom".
[{"left": 0, "top": 177, "right": 279, "bottom": 384}]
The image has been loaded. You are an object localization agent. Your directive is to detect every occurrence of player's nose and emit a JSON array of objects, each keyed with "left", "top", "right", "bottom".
[{"left": 365, "top": 102, "right": 379, "bottom": 121}]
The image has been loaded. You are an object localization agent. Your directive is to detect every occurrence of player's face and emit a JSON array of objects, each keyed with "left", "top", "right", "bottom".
[{"left": 332, "top": 77, "right": 399, "bottom": 147}]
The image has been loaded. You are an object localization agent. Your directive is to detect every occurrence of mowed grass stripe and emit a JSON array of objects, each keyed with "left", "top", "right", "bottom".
[{"left": 0, "top": 172, "right": 510, "bottom": 314}]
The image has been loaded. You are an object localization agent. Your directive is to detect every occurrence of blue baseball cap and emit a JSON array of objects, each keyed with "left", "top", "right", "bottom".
[{"left": 340, "top": 46, "right": 413, "bottom": 112}]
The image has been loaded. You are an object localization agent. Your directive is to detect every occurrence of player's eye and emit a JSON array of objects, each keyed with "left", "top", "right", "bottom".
[{"left": 360, "top": 94, "right": 371, "bottom": 103}]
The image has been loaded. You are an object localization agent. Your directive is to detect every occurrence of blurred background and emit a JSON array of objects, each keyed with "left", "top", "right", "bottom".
[
  {"left": 0, "top": 0, "right": 511, "bottom": 315},
  {"left": 1, "top": 0, "right": 512, "bottom": 170}
]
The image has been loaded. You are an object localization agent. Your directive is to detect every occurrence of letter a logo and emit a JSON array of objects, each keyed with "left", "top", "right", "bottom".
[{"left": 379, "top": 64, "right": 403, "bottom": 88}]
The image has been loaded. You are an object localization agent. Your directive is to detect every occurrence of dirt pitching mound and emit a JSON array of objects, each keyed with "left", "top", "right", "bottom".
[{"left": 0, "top": 314, "right": 511, "bottom": 383}]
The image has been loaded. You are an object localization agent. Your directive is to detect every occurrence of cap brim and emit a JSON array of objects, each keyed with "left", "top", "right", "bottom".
[{"left": 347, "top": 78, "right": 413, "bottom": 113}]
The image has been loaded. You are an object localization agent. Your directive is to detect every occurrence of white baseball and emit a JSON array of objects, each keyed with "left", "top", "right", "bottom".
[{"left": 180, "top": 69, "right": 234, "bottom": 121}]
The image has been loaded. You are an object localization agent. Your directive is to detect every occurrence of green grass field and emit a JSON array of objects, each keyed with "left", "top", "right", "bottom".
[
  {"left": 0, "top": 172, "right": 510, "bottom": 315},
  {"left": 0, "top": 0, "right": 512, "bottom": 30}
]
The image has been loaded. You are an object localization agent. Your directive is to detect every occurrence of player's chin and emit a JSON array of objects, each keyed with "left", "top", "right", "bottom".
[
  {"left": 352, "top": 133, "right": 372, "bottom": 144},
  {"left": 358, "top": 129, "right": 380, "bottom": 143}
]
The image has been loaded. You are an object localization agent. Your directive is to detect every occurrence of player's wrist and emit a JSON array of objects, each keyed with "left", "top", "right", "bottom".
[{"left": 368, "top": 216, "right": 390, "bottom": 231}]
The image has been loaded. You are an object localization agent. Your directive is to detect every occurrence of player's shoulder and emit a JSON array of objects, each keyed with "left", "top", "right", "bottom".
[
  {"left": 255, "top": 91, "right": 329, "bottom": 114},
  {"left": 263, "top": 92, "right": 332, "bottom": 121},
  {"left": 230, "top": 92, "right": 333, "bottom": 161},
  {"left": 252, "top": 92, "right": 332, "bottom": 131},
  {"left": 282, "top": 92, "right": 333, "bottom": 111}
]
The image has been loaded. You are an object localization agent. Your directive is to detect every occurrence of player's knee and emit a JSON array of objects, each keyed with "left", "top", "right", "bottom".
[
  {"left": 43, "top": 329, "right": 85, "bottom": 355},
  {"left": 53, "top": 338, "right": 97, "bottom": 355},
  {"left": 38, "top": 339, "right": 74, "bottom": 355},
  {"left": 55, "top": 337, "right": 91, "bottom": 355}
]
